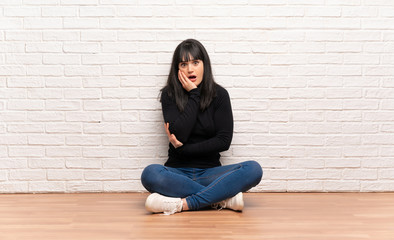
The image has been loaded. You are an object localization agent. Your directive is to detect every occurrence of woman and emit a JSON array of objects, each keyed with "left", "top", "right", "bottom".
[{"left": 141, "top": 39, "right": 263, "bottom": 215}]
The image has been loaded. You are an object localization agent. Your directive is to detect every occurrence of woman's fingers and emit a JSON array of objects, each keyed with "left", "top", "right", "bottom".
[
  {"left": 178, "top": 70, "right": 197, "bottom": 91},
  {"left": 164, "top": 123, "right": 171, "bottom": 137},
  {"left": 164, "top": 122, "right": 183, "bottom": 148}
]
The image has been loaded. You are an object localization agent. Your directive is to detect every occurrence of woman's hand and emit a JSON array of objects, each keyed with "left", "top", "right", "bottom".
[
  {"left": 178, "top": 70, "right": 197, "bottom": 92},
  {"left": 164, "top": 123, "right": 183, "bottom": 148}
]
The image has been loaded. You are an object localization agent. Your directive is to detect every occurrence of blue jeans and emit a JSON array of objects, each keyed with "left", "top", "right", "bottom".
[{"left": 141, "top": 161, "right": 263, "bottom": 210}]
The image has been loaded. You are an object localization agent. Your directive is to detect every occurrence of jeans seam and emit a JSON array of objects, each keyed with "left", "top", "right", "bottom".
[
  {"left": 194, "top": 164, "right": 242, "bottom": 181},
  {"left": 193, "top": 163, "right": 242, "bottom": 198}
]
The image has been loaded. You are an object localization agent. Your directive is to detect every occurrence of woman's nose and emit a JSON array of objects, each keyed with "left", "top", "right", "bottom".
[{"left": 187, "top": 63, "right": 193, "bottom": 72}]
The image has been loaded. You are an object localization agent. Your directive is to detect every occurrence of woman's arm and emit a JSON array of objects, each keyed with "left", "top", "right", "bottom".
[
  {"left": 161, "top": 89, "right": 200, "bottom": 144},
  {"left": 174, "top": 87, "right": 233, "bottom": 156}
]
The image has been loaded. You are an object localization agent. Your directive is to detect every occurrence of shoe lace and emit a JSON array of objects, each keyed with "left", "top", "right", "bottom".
[
  {"left": 163, "top": 200, "right": 180, "bottom": 215},
  {"left": 212, "top": 200, "right": 226, "bottom": 211}
]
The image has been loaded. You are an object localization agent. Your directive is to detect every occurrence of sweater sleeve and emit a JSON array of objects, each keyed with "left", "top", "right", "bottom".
[
  {"left": 175, "top": 87, "right": 233, "bottom": 157},
  {"left": 161, "top": 88, "right": 200, "bottom": 143}
]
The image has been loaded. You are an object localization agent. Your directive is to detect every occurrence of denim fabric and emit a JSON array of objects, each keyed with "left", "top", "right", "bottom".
[{"left": 141, "top": 161, "right": 263, "bottom": 210}]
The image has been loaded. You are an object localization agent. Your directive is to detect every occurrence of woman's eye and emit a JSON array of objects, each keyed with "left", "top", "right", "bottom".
[
  {"left": 193, "top": 61, "right": 199, "bottom": 65},
  {"left": 180, "top": 63, "right": 186, "bottom": 67}
]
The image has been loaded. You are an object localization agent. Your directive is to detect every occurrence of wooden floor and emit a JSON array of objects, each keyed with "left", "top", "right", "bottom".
[{"left": 0, "top": 193, "right": 393, "bottom": 240}]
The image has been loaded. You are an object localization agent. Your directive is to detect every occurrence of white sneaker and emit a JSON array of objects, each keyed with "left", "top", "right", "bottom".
[
  {"left": 212, "top": 192, "right": 244, "bottom": 211},
  {"left": 145, "top": 193, "right": 183, "bottom": 215}
]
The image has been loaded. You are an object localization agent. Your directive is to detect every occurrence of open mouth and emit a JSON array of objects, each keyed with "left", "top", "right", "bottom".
[{"left": 188, "top": 75, "right": 197, "bottom": 81}]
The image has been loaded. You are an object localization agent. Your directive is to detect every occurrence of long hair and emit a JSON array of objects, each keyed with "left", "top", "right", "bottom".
[{"left": 161, "top": 39, "right": 217, "bottom": 112}]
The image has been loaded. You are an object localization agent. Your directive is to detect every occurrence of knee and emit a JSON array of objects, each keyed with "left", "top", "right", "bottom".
[
  {"left": 244, "top": 160, "right": 263, "bottom": 185},
  {"left": 141, "top": 164, "right": 163, "bottom": 190}
]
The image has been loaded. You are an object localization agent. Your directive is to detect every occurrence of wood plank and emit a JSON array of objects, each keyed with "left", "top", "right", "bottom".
[{"left": 0, "top": 193, "right": 393, "bottom": 240}]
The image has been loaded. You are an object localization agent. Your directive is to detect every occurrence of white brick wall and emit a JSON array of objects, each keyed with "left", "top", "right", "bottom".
[{"left": 1, "top": 1, "right": 394, "bottom": 193}]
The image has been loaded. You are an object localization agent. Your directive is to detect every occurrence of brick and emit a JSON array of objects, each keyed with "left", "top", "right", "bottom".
[
  {"left": 63, "top": 43, "right": 99, "bottom": 53},
  {"left": 381, "top": 124, "right": 394, "bottom": 133},
  {"left": 122, "top": 123, "right": 161, "bottom": 134},
  {"left": 103, "top": 159, "right": 140, "bottom": 169},
  {"left": 29, "top": 182, "right": 65, "bottom": 193},
  {"left": 80, "top": 7, "right": 115, "bottom": 16},
  {"left": 270, "top": 101, "right": 306, "bottom": 110},
  {"left": 83, "top": 77, "right": 120, "bottom": 88},
  {"left": 5, "top": 31, "right": 41, "bottom": 41},
  {"left": 28, "top": 135, "right": 65, "bottom": 145},
  {"left": 269, "top": 147, "right": 305, "bottom": 157},
  {"left": 307, "top": 170, "right": 341, "bottom": 179},
  {"left": 326, "top": 136, "right": 361, "bottom": 146},
  {"left": 0, "top": 135, "right": 27, "bottom": 145},
  {"left": 66, "top": 159, "right": 102, "bottom": 169},
  {"left": 82, "top": 55, "right": 119, "bottom": 64},
  {"left": 29, "top": 159, "right": 65, "bottom": 169},
  {"left": 102, "top": 111, "right": 138, "bottom": 122},
  {"left": 309, "top": 55, "right": 343, "bottom": 64},
  {"left": 46, "top": 147, "right": 81, "bottom": 157},
  {"left": 361, "top": 181, "right": 394, "bottom": 192},
  {"left": 343, "top": 169, "right": 377, "bottom": 180},
  {"left": 290, "top": 112, "right": 324, "bottom": 122},
  {"left": 0, "top": 18, "right": 23, "bottom": 29},
  {"left": 305, "top": 31, "right": 343, "bottom": 41},
  {"left": 306, "top": 147, "right": 342, "bottom": 157},
  {"left": 43, "top": 31, "right": 79, "bottom": 41},
  {"left": 67, "top": 182, "right": 102, "bottom": 192},
  {"left": 6, "top": 54, "right": 42, "bottom": 65},
  {"left": 305, "top": 7, "right": 341, "bottom": 17},
  {"left": 46, "top": 77, "right": 82, "bottom": 88},
  {"left": 43, "top": 54, "right": 80, "bottom": 65},
  {"left": 0, "top": 183, "right": 28, "bottom": 193},
  {"left": 103, "top": 180, "right": 143, "bottom": 192},
  {"left": 83, "top": 123, "right": 120, "bottom": 134},
  {"left": 270, "top": 169, "right": 306, "bottom": 180},
  {"left": 65, "top": 112, "right": 101, "bottom": 122},
  {"left": 288, "top": 136, "right": 324, "bottom": 146},
  {"left": 8, "top": 124, "right": 44, "bottom": 133},
  {"left": 66, "top": 136, "right": 101, "bottom": 146},
  {"left": 64, "top": 89, "right": 101, "bottom": 99},
  {"left": 270, "top": 123, "right": 307, "bottom": 134},
  {"left": 24, "top": 18, "right": 62, "bottom": 29},
  {"left": 289, "top": 159, "right": 325, "bottom": 169},
  {"left": 343, "top": 7, "right": 378, "bottom": 16},
  {"left": 102, "top": 88, "right": 138, "bottom": 99},
  {"left": 63, "top": 18, "right": 99, "bottom": 29},
  {"left": 324, "top": 181, "right": 360, "bottom": 192},
  {"left": 28, "top": 89, "right": 63, "bottom": 99},
  {"left": 121, "top": 169, "right": 143, "bottom": 180},
  {"left": 0, "top": 88, "right": 26, "bottom": 99},
  {"left": 84, "top": 170, "right": 120, "bottom": 180},
  {"left": 252, "top": 112, "right": 288, "bottom": 122},
  {"left": 122, "top": 100, "right": 160, "bottom": 110},
  {"left": 7, "top": 100, "right": 44, "bottom": 111},
  {"left": 102, "top": 65, "right": 139, "bottom": 76},
  {"left": 47, "top": 170, "right": 83, "bottom": 180},
  {"left": 102, "top": 136, "right": 138, "bottom": 146},
  {"left": 42, "top": 7, "right": 77, "bottom": 16},
  {"left": 344, "top": 147, "right": 379, "bottom": 157},
  {"left": 252, "top": 135, "right": 287, "bottom": 145},
  {"left": 45, "top": 123, "right": 82, "bottom": 133},
  {"left": 325, "top": 158, "right": 360, "bottom": 168},
  {"left": 45, "top": 100, "right": 81, "bottom": 111},
  {"left": 83, "top": 100, "right": 120, "bottom": 111},
  {"left": 326, "top": 111, "right": 362, "bottom": 122},
  {"left": 9, "top": 147, "right": 44, "bottom": 157},
  {"left": 0, "top": 112, "right": 26, "bottom": 123},
  {"left": 0, "top": 66, "right": 26, "bottom": 76},
  {"left": 234, "top": 122, "right": 269, "bottom": 133},
  {"left": 27, "top": 66, "right": 63, "bottom": 76}
]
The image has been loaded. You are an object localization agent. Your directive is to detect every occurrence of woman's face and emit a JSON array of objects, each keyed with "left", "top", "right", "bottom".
[{"left": 178, "top": 57, "right": 204, "bottom": 87}]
